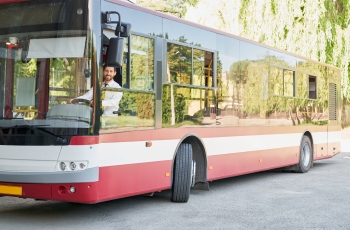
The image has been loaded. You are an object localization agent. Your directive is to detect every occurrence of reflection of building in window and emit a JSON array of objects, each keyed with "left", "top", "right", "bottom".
[{"left": 308, "top": 76, "right": 317, "bottom": 99}]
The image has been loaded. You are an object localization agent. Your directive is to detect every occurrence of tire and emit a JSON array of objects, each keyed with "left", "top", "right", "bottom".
[
  {"left": 171, "top": 143, "right": 193, "bottom": 203},
  {"left": 296, "top": 136, "right": 313, "bottom": 173}
]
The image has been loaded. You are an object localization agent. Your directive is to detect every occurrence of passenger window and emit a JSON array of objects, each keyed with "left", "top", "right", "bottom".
[
  {"left": 167, "top": 43, "right": 192, "bottom": 84},
  {"left": 167, "top": 42, "right": 214, "bottom": 87},
  {"left": 308, "top": 76, "right": 317, "bottom": 99},
  {"left": 270, "top": 66, "right": 295, "bottom": 97},
  {"left": 130, "top": 35, "right": 154, "bottom": 91}
]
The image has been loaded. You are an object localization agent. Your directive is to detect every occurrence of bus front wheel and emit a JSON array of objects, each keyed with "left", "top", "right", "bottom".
[
  {"left": 171, "top": 143, "right": 193, "bottom": 203},
  {"left": 296, "top": 136, "right": 313, "bottom": 173}
]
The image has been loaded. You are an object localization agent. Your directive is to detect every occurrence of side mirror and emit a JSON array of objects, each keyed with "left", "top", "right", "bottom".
[
  {"left": 116, "top": 22, "right": 131, "bottom": 38},
  {"left": 107, "top": 37, "right": 124, "bottom": 67}
]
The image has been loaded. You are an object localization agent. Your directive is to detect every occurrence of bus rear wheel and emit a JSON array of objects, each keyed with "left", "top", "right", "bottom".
[
  {"left": 171, "top": 143, "right": 193, "bottom": 203},
  {"left": 296, "top": 136, "right": 313, "bottom": 173}
]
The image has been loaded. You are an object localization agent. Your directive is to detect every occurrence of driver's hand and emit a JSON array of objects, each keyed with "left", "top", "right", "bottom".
[
  {"left": 69, "top": 99, "right": 73, "bottom": 104},
  {"left": 90, "top": 100, "right": 94, "bottom": 106}
]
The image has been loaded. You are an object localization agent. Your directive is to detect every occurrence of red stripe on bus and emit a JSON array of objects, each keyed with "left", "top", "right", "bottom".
[
  {"left": 207, "top": 147, "right": 300, "bottom": 181},
  {"left": 70, "top": 136, "right": 99, "bottom": 145},
  {"left": 96, "top": 160, "right": 172, "bottom": 202}
]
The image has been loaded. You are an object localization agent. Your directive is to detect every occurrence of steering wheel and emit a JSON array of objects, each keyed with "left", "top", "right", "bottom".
[{"left": 71, "top": 98, "right": 91, "bottom": 106}]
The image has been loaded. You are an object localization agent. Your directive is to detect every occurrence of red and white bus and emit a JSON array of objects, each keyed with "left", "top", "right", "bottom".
[{"left": 0, "top": 0, "right": 341, "bottom": 203}]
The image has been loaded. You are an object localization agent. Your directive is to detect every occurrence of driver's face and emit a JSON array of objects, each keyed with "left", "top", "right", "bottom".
[{"left": 103, "top": 67, "right": 116, "bottom": 83}]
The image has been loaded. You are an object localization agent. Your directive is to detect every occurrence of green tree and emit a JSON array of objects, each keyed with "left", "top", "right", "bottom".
[{"left": 138, "top": 0, "right": 199, "bottom": 18}]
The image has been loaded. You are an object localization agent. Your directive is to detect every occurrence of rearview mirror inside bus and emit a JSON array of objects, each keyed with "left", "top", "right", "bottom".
[{"left": 107, "top": 37, "right": 124, "bottom": 67}]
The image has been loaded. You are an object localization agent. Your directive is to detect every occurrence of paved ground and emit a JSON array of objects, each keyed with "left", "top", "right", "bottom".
[{"left": 1, "top": 151, "right": 350, "bottom": 230}]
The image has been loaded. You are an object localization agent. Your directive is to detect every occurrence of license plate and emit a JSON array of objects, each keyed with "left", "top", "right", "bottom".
[{"left": 0, "top": 185, "right": 22, "bottom": 196}]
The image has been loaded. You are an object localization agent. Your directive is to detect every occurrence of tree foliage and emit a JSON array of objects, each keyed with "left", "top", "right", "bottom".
[
  {"left": 183, "top": 0, "right": 350, "bottom": 101},
  {"left": 138, "top": 0, "right": 199, "bottom": 18}
]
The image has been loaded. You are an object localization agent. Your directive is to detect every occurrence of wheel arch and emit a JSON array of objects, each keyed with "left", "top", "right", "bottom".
[{"left": 170, "top": 133, "right": 207, "bottom": 188}]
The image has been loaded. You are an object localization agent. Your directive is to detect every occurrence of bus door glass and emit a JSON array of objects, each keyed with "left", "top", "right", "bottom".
[
  {"left": 164, "top": 41, "right": 216, "bottom": 127},
  {"left": 100, "top": 32, "right": 156, "bottom": 133}
]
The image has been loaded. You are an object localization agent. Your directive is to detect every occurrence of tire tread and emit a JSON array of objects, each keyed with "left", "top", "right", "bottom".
[{"left": 172, "top": 143, "right": 192, "bottom": 202}]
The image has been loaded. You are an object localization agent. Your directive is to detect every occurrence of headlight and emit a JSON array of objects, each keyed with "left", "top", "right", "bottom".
[
  {"left": 70, "top": 186, "right": 76, "bottom": 193},
  {"left": 60, "top": 162, "right": 66, "bottom": 171},
  {"left": 80, "top": 163, "right": 86, "bottom": 169},
  {"left": 70, "top": 162, "right": 76, "bottom": 170}
]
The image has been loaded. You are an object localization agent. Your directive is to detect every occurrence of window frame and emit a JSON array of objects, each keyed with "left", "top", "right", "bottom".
[
  {"left": 123, "top": 32, "right": 157, "bottom": 92},
  {"left": 270, "top": 65, "right": 296, "bottom": 98},
  {"left": 165, "top": 40, "right": 216, "bottom": 89}
]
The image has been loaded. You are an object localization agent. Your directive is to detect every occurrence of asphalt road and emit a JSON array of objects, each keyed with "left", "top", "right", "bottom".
[{"left": 1, "top": 152, "right": 350, "bottom": 230}]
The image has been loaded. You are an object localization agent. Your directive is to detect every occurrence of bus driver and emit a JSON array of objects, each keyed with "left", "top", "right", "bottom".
[{"left": 69, "top": 65, "right": 123, "bottom": 116}]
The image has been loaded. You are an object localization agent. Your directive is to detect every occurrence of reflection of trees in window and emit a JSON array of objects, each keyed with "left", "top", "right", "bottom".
[
  {"left": 283, "top": 69, "right": 295, "bottom": 97},
  {"left": 103, "top": 90, "right": 155, "bottom": 130},
  {"left": 118, "top": 91, "right": 154, "bottom": 119},
  {"left": 130, "top": 35, "right": 154, "bottom": 91},
  {"left": 162, "top": 84, "right": 215, "bottom": 126},
  {"left": 228, "top": 59, "right": 270, "bottom": 118},
  {"left": 270, "top": 66, "right": 295, "bottom": 97},
  {"left": 296, "top": 73, "right": 308, "bottom": 98},
  {"left": 49, "top": 58, "right": 82, "bottom": 105},
  {"left": 193, "top": 49, "right": 205, "bottom": 85},
  {"left": 270, "top": 67, "right": 283, "bottom": 96},
  {"left": 167, "top": 42, "right": 213, "bottom": 86},
  {"left": 14, "top": 58, "right": 37, "bottom": 97},
  {"left": 167, "top": 43, "right": 191, "bottom": 84},
  {"left": 216, "top": 54, "right": 228, "bottom": 110},
  {"left": 241, "top": 62, "right": 269, "bottom": 118},
  {"left": 15, "top": 58, "right": 37, "bottom": 78},
  {"left": 13, "top": 58, "right": 38, "bottom": 115}
]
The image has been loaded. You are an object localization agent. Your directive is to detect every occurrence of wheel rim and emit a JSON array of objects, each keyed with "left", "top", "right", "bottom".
[
  {"left": 301, "top": 143, "right": 311, "bottom": 167},
  {"left": 191, "top": 160, "right": 196, "bottom": 187}
]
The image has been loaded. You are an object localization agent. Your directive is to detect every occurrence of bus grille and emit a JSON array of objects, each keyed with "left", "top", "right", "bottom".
[{"left": 328, "top": 83, "right": 337, "bottom": 121}]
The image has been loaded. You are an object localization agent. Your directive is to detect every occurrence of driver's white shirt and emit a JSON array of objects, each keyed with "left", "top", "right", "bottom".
[{"left": 76, "top": 80, "right": 123, "bottom": 116}]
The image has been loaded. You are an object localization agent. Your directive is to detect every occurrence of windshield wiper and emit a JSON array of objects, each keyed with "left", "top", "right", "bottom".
[{"left": 2, "top": 125, "right": 68, "bottom": 144}]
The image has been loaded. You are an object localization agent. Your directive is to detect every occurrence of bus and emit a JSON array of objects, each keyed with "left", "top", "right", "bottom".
[{"left": 0, "top": 0, "right": 341, "bottom": 204}]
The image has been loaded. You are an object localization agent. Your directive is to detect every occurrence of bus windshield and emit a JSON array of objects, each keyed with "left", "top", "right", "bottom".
[{"left": 0, "top": 0, "right": 93, "bottom": 144}]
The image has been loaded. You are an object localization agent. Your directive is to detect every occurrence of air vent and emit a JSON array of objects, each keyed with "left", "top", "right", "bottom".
[{"left": 329, "top": 83, "right": 337, "bottom": 121}]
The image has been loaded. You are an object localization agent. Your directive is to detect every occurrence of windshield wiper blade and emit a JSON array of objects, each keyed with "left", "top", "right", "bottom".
[{"left": 3, "top": 125, "right": 68, "bottom": 144}]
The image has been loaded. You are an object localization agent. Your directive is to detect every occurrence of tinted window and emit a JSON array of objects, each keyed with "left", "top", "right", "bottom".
[
  {"left": 239, "top": 41, "right": 268, "bottom": 62},
  {"left": 270, "top": 50, "right": 296, "bottom": 68},
  {"left": 130, "top": 35, "right": 154, "bottom": 91},
  {"left": 163, "top": 19, "right": 216, "bottom": 50},
  {"left": 167, "top": 43, "right": 192, "bottom": 84}
]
